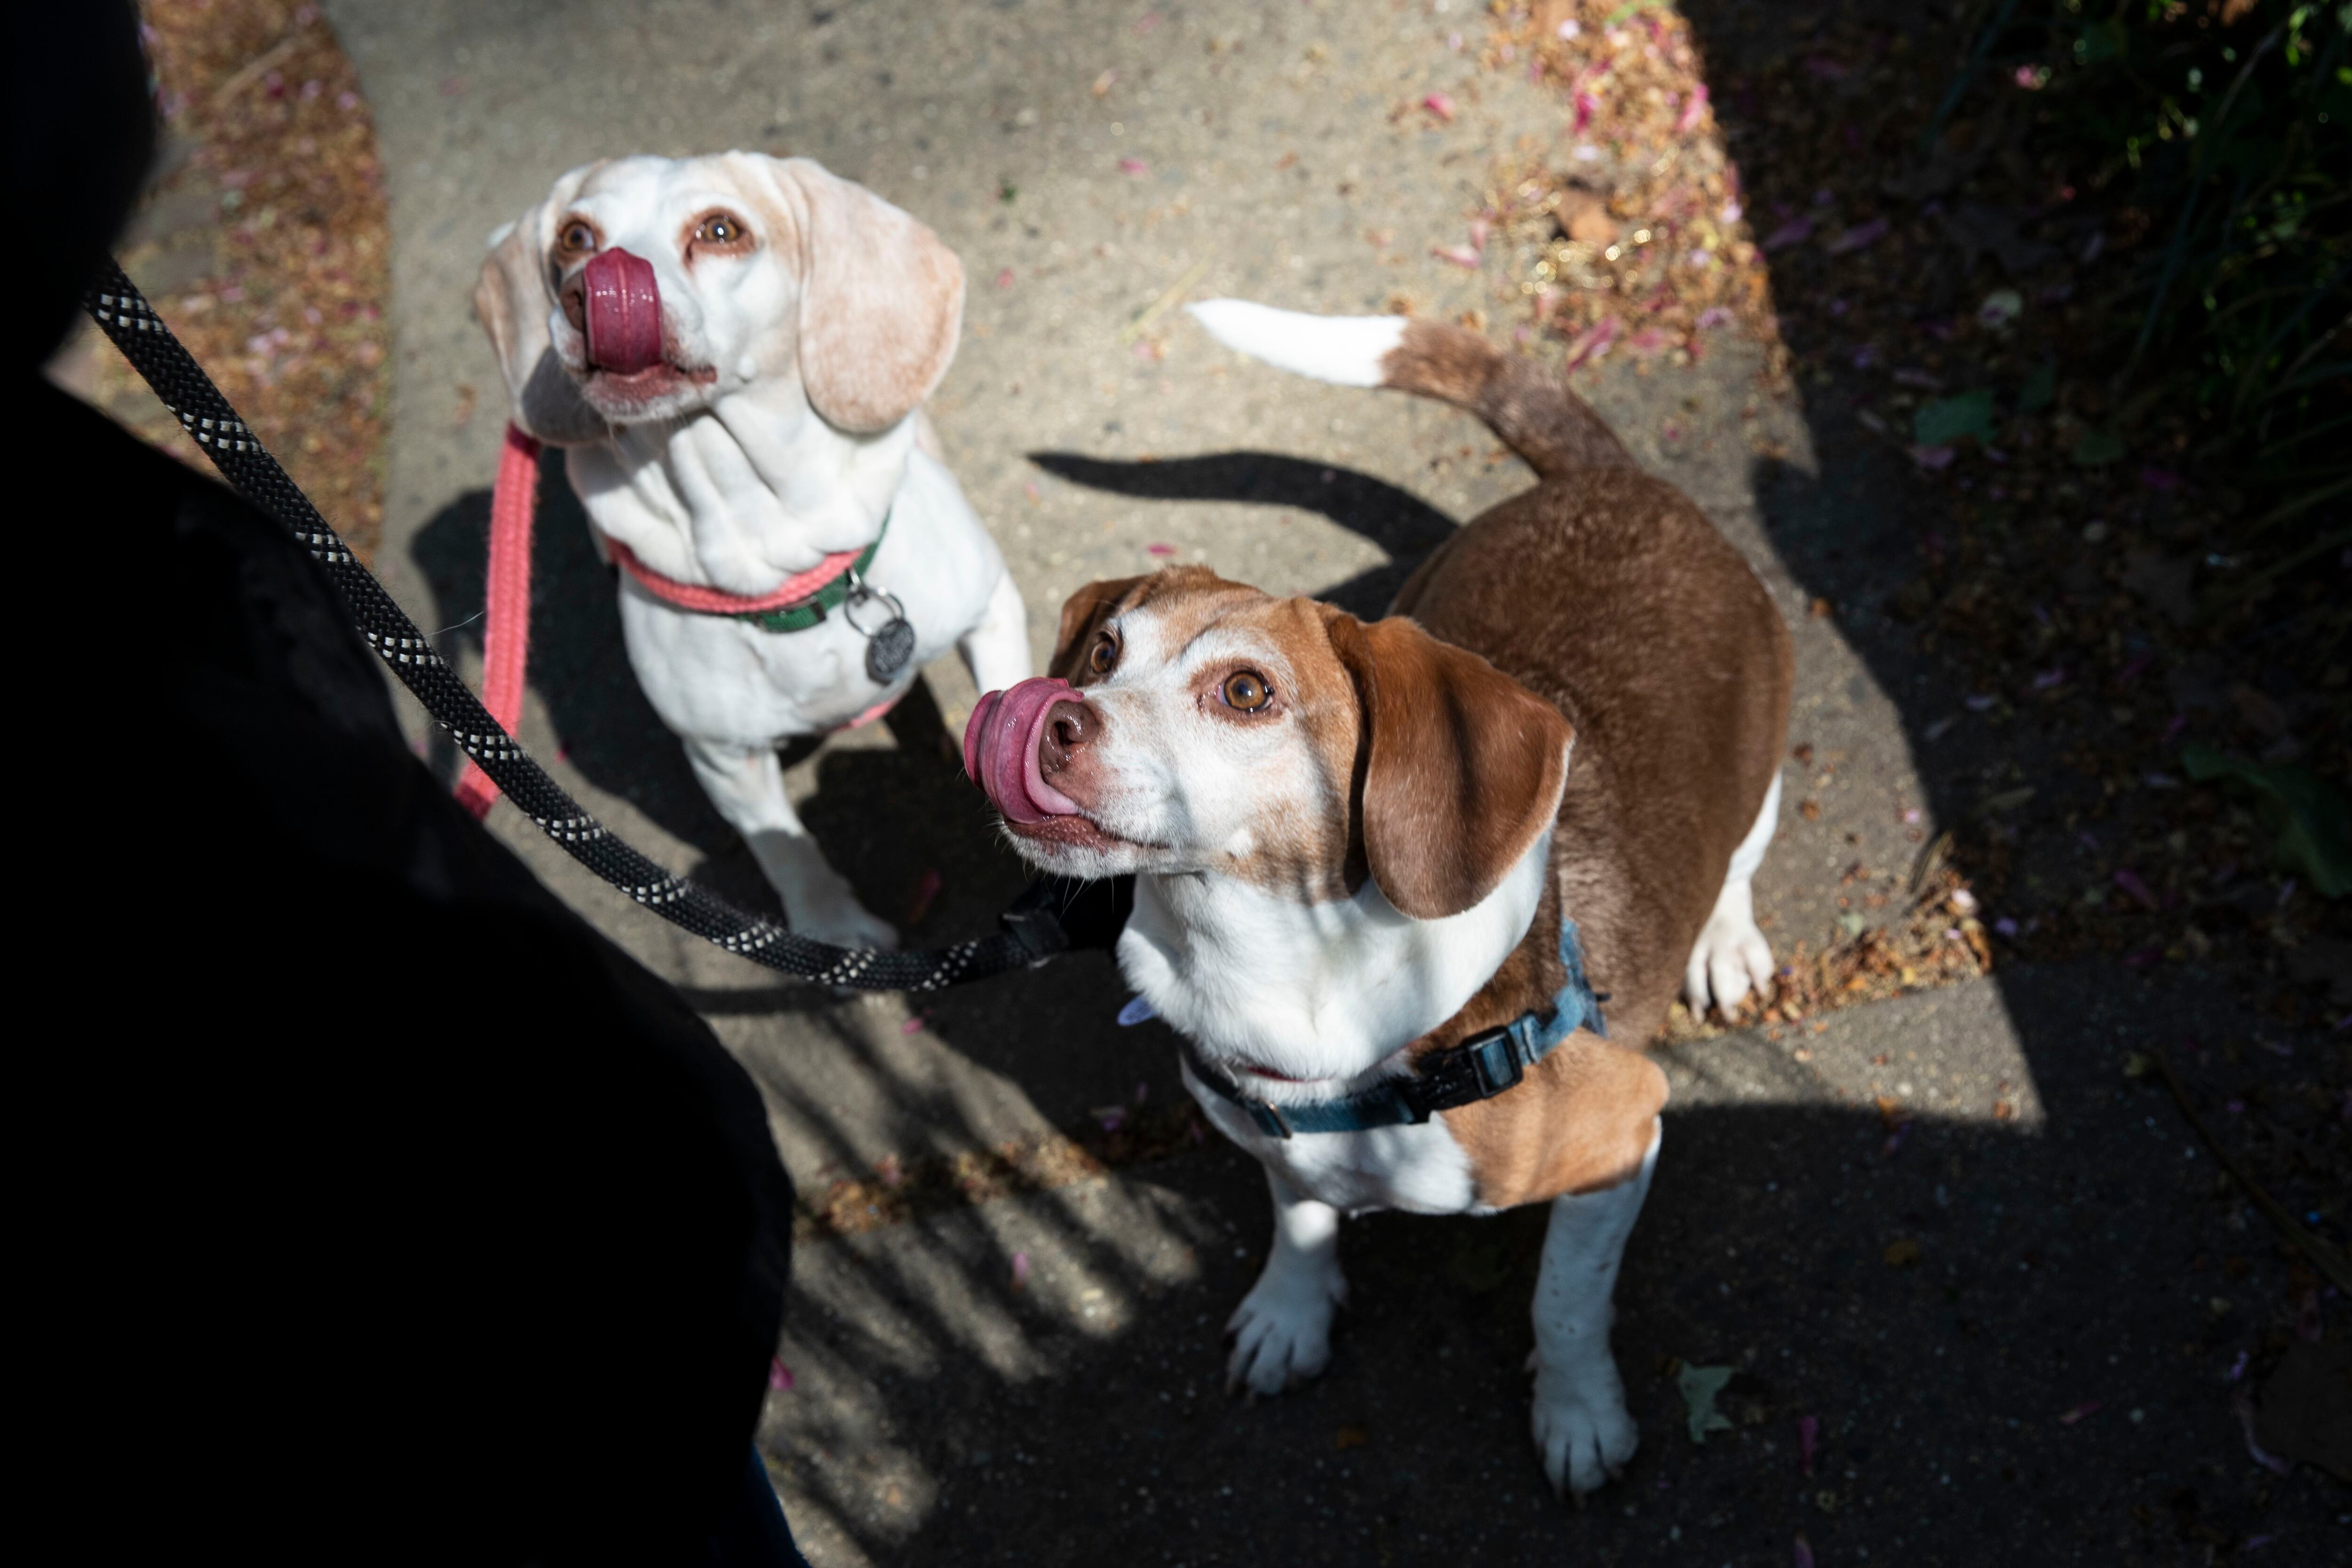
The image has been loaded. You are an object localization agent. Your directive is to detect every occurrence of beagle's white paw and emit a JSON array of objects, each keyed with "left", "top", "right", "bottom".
[
  {"left": 785, "top": 885, "right": 900, "bottom": 952},
  {"left": 1530, "top": 1352, "right": 1638, "bottom": 1497},
  {"left": 1225, "top": 1257, "right": 1345, "bottom": 1396},
  {"left": 1684, "top": 877, "right": 1775, "bottom": 1019}
]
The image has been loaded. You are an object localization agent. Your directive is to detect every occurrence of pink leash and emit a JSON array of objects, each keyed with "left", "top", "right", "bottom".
[
  {"left": 450, "top": 422, "right": 902, "bottom": 819},
  {"left": 454, "top": 424, "right": 543, "bottom": 818}
]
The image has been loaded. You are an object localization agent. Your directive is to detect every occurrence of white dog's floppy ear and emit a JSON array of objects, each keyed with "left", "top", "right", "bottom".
[
  {"left": 473, "top": 166, "right": 609, "bottom": 446},
  {"left": 765, "top": 157, "right": 964, "bottom": 433},
  {"left": 1326, "top": 613, "right": 1573, "bottom": 921}
]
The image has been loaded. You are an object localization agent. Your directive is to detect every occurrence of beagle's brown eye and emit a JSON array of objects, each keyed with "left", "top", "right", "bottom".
[
  {"left": 557, "top": 220, "right": 596, "bottom": 256},
  {"left": 694, "top": 211, "right": 750, "bottom": 248},
  {"left": 1221, "top": 670, "right": 1272, "bottom": 712},
  {"left": 1089, "top": 633, "right": 1118, "bottom": 675}
]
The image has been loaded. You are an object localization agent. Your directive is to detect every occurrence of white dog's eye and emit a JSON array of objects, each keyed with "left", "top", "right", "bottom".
[
  {"left": 556, "top": 219, "right": 596, "bottom": 258},
  {"left": 693, "top": 211, "right": 752, "bottom": 250}
]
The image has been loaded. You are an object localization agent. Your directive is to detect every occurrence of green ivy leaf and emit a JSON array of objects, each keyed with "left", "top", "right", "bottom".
[
  {"left": 1915, "top": 389, "right": 1997, "bottom": 447},
  {"left": 1679, "top": 1364, "right": 1738, "bottom": 1445},
  {"left": 2183, "top": 745, "right": 2352, "bottom": 899}
]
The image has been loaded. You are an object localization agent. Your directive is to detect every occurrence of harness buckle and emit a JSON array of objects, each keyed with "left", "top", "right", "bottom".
[{"left": 1462, "top": 1025, "right": 1527, "bottom": 1098}]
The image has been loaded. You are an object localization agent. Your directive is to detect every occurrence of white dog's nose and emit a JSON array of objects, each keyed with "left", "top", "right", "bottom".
[{"left": 579, "top": 247, "right": 663, "bottom": 374}]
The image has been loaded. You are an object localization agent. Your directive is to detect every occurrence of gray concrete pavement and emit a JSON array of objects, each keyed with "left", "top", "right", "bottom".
[{"left": 318, "top": 3, "right": 2345, "bottom": 1561}]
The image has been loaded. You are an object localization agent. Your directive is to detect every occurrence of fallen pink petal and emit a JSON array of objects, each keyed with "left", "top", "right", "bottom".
[
  {"left": 1762, "top": 216, "right": 1815, "bottom": 251},
  {"left": 768, "top": 1358, "right": 794, "bottom": 1392},
  {"left": 2058, "top": 1400, "right": 2101, "bottom": 1424},
  {"left": 2113, "top": 868, "right": 2158, "bottom": 908},
  {"left": 1421, "top": 92, "right": 1456, "bottom": 122},
  {"left": 1011, "top": 1250, "right": 1030, "bottom": 1289},
  {"left": 1146, "top": 542, "right": 1176, "bottom": 557},
  {"left": 1676, "top": 83, "right": 1709, "bottom": 134},
  {"left": 1908, "top": 444, "right": 1957, "bottom": 470},
  {"left": 1793, "top": 1537, "right": 1815, "bottom": 1568},
  {"left": 1564, "top": 317, "right": 1621, "bottom": 371},
  {"left": 1431, "top": 243, "right": 1484, "bottom": 269},
  {"left": 1572, "top": 92, "right": 1599, "bottom": 134},
  {"left": 994, "top": 267, "right": 1015, "bottom": 289},
  {"left": 1118, "top": 157, "right": 1148, "bottom": 175}
]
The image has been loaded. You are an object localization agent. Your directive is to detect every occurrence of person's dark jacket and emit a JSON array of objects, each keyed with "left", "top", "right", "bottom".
[{"left": 32, "top": 373, "right": 797, "bottom": 1558}]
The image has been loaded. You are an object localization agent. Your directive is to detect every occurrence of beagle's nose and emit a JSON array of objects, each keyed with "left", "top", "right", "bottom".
[
  {"left": 1037, "top": 697, "right": 1099, "bottom": 778},
  {"left": 577, "top": 247, "right": 663, "bottom": 374}
]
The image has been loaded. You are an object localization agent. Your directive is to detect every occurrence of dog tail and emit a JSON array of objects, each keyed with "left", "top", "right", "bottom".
[{"left": 1184, "top": 298, "right": 1629, "bottom": 480}]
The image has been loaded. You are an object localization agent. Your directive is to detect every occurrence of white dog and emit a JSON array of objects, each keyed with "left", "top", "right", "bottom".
[{"left": 476, "top": 153, "right": 1031, "bottom": 947}]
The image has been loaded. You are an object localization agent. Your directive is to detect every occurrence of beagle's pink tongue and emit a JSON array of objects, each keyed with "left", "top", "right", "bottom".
[
  {"left": 581, "top": 247, "right": 663, "bottom": 374},
  {"left": 963, "top": 677, "right": 1083, "bottom": 824}
]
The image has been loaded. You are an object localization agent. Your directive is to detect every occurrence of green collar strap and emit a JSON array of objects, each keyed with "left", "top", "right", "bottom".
[{"left": 741, "top": 516, "right": 887, "bottom": 633}]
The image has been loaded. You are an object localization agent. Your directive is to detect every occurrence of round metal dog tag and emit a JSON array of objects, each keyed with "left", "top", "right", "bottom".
[
  {"left": 845, "top": 574, "right": 916, "bottom": 685},
  {"left": 865, "top": 615, "right": 916, "bottom": 684}
]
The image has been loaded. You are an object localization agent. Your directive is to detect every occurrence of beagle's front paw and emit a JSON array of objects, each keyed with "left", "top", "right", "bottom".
[
  {"left": 1684, "top": 877, "right": 1775, "bottom": 1019},
  {"left": 1530, "top": 1351, "right": 1638, "bottom": 1497},
  {"left": 785, "top": 885, "right": 900, "bottom": 951},
  {"left": 1225, "top": 1258, "right": 1345, "bottom": 1396}
]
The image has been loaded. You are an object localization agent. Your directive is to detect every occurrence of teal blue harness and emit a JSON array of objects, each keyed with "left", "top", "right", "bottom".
[{"left": 1184, "top": 919, "right": 1609, "bottom": 1139}]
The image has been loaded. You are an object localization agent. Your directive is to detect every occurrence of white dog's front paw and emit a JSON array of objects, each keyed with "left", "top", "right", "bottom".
[
  {"left": 1530, "top": 1353, "right": 1638, "bottom": 1497},
  {"left": 1684, "top": 879, "right": 1775, "bottom": 1019},
  {"left": 1225, "top": 1263, "right": 1345, "bottom": 1396},
  {"left": 787, "top": 887, "right": 899, "bottom": 951}
]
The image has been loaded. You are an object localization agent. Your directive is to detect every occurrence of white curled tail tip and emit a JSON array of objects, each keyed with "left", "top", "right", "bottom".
[{"left": 1184, "top": 298, "right": 1406, "bottom": 389}]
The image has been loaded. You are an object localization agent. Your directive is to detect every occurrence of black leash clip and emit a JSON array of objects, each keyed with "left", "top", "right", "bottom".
[{"left": 999, "top": 874, "right": 1136, "bottom": 966}]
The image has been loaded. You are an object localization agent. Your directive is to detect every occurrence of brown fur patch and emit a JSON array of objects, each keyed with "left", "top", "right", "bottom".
[{"left": 1324, "top": 613, "right": 1572, "bottom": 920}]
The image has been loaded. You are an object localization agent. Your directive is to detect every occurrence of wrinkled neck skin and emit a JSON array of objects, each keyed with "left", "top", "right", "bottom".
[
  {"left": 1118, "top": 828, "right": 1551, "bottom": 1098},
  {"left": 564, "top": 373, "right": 915, "bottom": 597}
]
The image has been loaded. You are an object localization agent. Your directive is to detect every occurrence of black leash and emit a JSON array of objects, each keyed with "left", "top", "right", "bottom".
[{"left": 82, "top": 259, "right": 1123, "bottom": 991}]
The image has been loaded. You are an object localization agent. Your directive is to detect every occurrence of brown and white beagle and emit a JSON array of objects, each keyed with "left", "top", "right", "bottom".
[{"left": 963, "top": 300, "right": 1792, "bottom": 1496}]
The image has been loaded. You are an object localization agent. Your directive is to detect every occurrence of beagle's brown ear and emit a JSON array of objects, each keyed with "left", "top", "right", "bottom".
[
  {"left": 1326, "top": 613, "right": 1573, "bottom": 920},
  {"left": 766, "top": 157, "right": 964, "bottom": 433},
  {"left": 472, "top": 165, "right": 610, "bottom": 446},
  {"left": 1049, "top": 576, "right": 1149, "bottom": 683}
]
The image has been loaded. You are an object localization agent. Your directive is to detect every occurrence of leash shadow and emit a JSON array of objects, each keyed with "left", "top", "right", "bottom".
[{"left": 1027, "top": 449, "right": 1459, "bottom": 619}]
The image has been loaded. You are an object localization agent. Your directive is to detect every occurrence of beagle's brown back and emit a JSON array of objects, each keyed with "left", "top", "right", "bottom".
[{"left": 1379, "top": 322, "right": 1794, "bottom": 1203}]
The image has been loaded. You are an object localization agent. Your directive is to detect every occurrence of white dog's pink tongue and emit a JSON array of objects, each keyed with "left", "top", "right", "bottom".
[
  {"left": 963, "top": 677, "right": 1084, "bottom": 824},
  {"left": 581, "top": 247, "right": 663, "bottom": 374}
]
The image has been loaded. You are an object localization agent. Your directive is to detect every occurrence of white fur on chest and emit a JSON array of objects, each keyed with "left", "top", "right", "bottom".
[
  {"left": 1123, "top": 836, "right": 1549, "bottom": 1218},
  {"left": 601, "top": 444, "right": 1009, "bottom": 742},
  {"left": 568, "top": 381, "right": 911, "bottom": 594}
]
